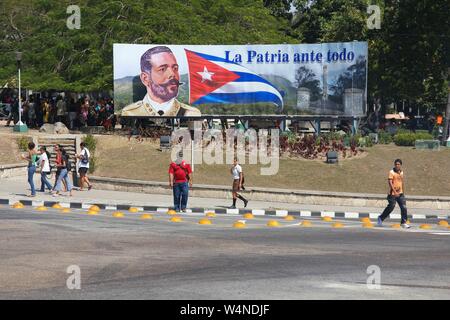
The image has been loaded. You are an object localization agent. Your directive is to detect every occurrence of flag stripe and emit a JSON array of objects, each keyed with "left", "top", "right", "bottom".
[
  {"left": 233, "top": 72, "right": 273, "bottom": 86},
  {"left": 193, "top": 91, "right": 282, "bottom": 106},
  {"left": 212, "top": 81, "right": 283, "bottom": 102},
  {"left": 193, "top": 51, "right": 239, "bottom": 65}
]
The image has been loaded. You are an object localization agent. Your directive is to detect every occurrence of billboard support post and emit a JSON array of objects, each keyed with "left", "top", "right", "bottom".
[{"left": 315, "top": 120, "right": 321, "bottom": 136}]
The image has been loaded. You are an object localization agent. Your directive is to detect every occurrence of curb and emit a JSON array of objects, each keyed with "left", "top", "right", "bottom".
[{"left": 1, "top": 198, "right": 449, "bottom": 221}]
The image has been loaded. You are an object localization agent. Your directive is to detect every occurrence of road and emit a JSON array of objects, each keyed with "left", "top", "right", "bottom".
[{"left": 0, "top": 205, "right": 449, "bottom": 299}]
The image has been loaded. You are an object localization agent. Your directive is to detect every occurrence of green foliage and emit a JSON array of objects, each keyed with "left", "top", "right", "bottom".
[
  {"left": 82, "top": 134, "right": 97, "bottom": 153},
  {"left": 0, "top": 0, "right": 292, "bottom": 92},
  {"left": 292, "top": 0, "right": 449, "bottom": 113},
  {"left": 0, "top": 0, "right": 447, "bottom": 116},
  {"left": 394, "top": 132, "right": 434, "bottom": 146},
  {"left": 17, "top": 136, "right": 32, "bottom": 151},
  {"left": 378, "top": 131, "right": 393, "bottom": 144},
  {"left": 88, "top": 156, "right": 96, "bottom": 174},
  {"left": 82, "top": 134, "right": 97, "bottom": 173}
]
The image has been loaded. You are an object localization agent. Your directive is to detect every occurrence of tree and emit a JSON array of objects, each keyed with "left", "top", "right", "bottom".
[
  {"left": 295, "top": 66, "right": 322, "bottom": 100},
  {"left": 0, "top": 0, "right": 293, "bottom": 92}
]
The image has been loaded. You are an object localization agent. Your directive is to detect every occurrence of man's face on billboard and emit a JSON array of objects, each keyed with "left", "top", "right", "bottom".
[{"left": 141, "top": 52, "right": 180, "bottom": 103}]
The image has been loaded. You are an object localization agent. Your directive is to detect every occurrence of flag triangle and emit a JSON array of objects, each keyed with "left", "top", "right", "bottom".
[{"left": 185, "top": 49, "right": 240, "bottom": 104}]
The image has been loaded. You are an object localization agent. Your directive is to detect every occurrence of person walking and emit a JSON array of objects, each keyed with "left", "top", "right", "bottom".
[
  {"left": 52, "top": 146, "right": 73, "bottom": 197},
  {"left": 230, "top": 158, "right": 248, "bottom": 209},
  {"left": 168, "top": 152, "right": 192, "bottom": 212},
  {"left": 5, "top": 98, "right": 18, "bottom": 127},
  {"left": 377, "top": 159, "right": 410, "bottom": 228},
  {"left": 20, "top": 142, "right": 38, "bottom": 197},
  {"left": 76, "top": 142, "right": 93, "bottom": 191},
  {"left": 37, "top": 146, "right": 53, "bottom": 193}
]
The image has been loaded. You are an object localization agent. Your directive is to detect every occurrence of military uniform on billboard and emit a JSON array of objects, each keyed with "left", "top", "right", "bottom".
[{"left": 121, "top": 94, "right": 201, "bottom": 117}]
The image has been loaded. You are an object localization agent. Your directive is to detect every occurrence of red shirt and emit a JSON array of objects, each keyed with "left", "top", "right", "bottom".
[
  {"left": 55, "top": 152, "right": 62, "bottom": 166},
  {"left": 168, "top": 161, "right": 192, "bottom": 183}
]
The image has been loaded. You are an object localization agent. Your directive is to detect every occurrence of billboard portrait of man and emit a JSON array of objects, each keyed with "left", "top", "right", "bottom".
[{"left": 121, "top": 46, "right": 201, "bottom": 117}]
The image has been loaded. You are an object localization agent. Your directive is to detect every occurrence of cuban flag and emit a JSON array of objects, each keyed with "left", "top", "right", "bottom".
[{"left": 185, "top": 49, "right": 283, "bottom": 110}]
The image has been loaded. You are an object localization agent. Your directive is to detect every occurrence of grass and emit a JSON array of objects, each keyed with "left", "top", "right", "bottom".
[{"left": 94, "top": 136, "right": 450, "bottom": 197}]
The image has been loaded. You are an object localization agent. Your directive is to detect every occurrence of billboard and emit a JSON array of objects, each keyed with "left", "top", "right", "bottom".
[{"left": 113, "top": 42, "right": 368, "bottom": 117}]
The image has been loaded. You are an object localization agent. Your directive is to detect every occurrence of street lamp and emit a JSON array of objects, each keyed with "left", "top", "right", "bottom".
[{"left": 13, "top": 51, "right": 28, "bottom": 132}]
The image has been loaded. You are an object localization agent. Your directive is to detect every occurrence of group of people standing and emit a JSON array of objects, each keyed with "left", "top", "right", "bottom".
[
  {"left": 4, "top": 94, "right": 116, "bottom": 131},
  {"left": 21, "top": 142, "right": 93, "bottom": 197}
]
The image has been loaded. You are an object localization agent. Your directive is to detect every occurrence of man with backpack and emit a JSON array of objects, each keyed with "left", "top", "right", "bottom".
[
  {"left": 168, "top": 152, "right": 193, "bottom": 212},
  {"left": 76, "top": 142, "right": 93, "bottom": 191}
]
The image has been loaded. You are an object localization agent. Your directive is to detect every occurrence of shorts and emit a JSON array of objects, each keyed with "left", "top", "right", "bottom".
[
  {"left": 78, "top": 167, "right": 88, "bottom": 175},
  {"left": 232, "top": 179, "right": 240, "bottom": 192}
]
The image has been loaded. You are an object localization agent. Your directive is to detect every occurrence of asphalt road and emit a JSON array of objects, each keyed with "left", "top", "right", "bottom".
[{"left": 0, "top": 205, "right": 449, "bottom": 299}]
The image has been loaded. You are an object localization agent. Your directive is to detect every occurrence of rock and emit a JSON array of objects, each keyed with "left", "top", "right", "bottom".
[
  {"left": 39, "top": 123, "right": 55, "bottom": 133},
  {"left": 40, "top": 122, "right": 69, "bottom": 134},
  {"left": 54, "top": 122, "right": 69, "bottom": 134}
]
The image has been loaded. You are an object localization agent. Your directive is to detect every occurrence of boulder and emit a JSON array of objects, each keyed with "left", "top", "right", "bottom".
[
  {"left": 54, "top": 122, "right": 70, "bottom": 134},
  {"left": 39, "top": 122, "right": 69, "bottom": 134},
  {"left": 39, "top": 123, "right": 55, "bottom": 133}
]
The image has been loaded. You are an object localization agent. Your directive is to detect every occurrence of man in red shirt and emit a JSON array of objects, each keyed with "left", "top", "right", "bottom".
[{"left": 168, "top": 153, "right": 193, "bottom": 212}]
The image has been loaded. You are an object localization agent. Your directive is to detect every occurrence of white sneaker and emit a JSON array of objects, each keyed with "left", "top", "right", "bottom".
[{"left": 401, "top": 223, "right": 411, "bottom": 229}]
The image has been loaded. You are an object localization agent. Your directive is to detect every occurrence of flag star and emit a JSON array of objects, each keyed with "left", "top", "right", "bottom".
[{"left": 197, "top": 66, "right": 214, "bottom": 83}]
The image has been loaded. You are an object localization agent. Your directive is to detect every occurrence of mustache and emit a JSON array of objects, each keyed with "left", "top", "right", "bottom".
[{"left": 159, "top": 79, "right": 182, "bottom": 88}]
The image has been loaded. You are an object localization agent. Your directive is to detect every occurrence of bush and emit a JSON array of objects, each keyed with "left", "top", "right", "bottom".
[
  {"left": 83, "top": 134, "right": 97, "bottom": 173},
  {"left": 83, "top": 134, "right": 97, "bottom": 153},
  {"left": 394, "top": 132, "right": 433, "bottom": 146},
  {"left": 88, "top": 156, "right": 96, "bottom": 174},
  {"left": 17, "top": 136, "right": 32, "bottom": 151},
  {"left": 378, "top": 131, "right": 393, "bottom": 144}
]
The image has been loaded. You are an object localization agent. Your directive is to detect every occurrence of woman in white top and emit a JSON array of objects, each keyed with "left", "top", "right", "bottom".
[
  {"left": 230, "top": 158, "right": 248, "bottom": 209},
  {"left": 38, "top": 146, "right": 53, "bottom": 192}
]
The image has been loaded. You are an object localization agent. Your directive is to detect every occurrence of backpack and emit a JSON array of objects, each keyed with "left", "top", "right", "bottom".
[
  {"left": 81, "top": 149, "right": 89, "bottom": 165},
  {"left": 64, "top": 154, "right": 72, "bottom": 171}
]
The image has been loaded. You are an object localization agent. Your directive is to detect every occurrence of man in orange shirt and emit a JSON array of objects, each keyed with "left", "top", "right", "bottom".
[{"left": 377, "top": 159, "right": 410, "bottom": 228}]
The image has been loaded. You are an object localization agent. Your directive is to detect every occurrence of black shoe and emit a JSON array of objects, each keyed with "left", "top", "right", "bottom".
[
  {"left": 243, "top": 199, "right": 248, "bottom": 208},
  {"left": 229, "top": 205, "right": 236, "bottom": 209}
]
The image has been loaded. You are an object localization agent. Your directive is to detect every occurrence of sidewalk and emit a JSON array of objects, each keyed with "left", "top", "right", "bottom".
[{"left": 1, "top": 176, "right": 449, "bottom": 219}]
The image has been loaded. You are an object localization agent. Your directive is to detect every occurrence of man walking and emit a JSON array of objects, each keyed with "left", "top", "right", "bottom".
[
  {"left": 377, "top": 159, "right": 410, "bottom": 228},
  {"left": 168, "top": 152, "right": 192, "bottom": 212},
  {"left": 230, "top": 158, "right": 248, "bottom": 209},
  {"left": 76, "top": 142, "right": 93, "bottom": 191}
]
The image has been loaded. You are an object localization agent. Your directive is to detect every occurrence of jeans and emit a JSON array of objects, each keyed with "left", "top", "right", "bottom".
[
  {"left": 379, "top": 194, "right": 408, "bottom": 224},
  {"left": 27, "top": 165, "right": 36, "bottom": 196},
  {"left": 173, "top": 182, "right": 189, "bottom": 211},
  {"left": 55, "top": 168, "right": 72, "bottom": 192},
  {"left": 40, "top": 172, "right": 52, "bottom": 192}
]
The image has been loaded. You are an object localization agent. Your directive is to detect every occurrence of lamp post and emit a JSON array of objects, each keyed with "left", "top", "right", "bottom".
[{"left": 13, "top": 51, "right": 28, "bottom": 132}]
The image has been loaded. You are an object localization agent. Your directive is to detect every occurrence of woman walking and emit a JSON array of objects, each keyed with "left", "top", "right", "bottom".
[
  {"left": 38, "top": 146, "right": 53, "bottom": 193},
  {"left": 21, "top": 142, "right": 39, "bottom": 197},
  {"left": 52, "top": 146, "right": 73, "bottom": 197},
  {"left": 230, "top": 158, "right": 248, "bottom": 209}
]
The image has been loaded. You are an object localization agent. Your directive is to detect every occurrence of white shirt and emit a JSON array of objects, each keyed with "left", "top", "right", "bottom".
[
  {"left": 78, "top": 148, "right": 90, "bottom": 168},
  {"left": 39, "top": 152, "right": 50, "bottom": 173},
  {"left": 143, "top": 94, "right": 175, "bottom": 114},
  {"left": 232, "top": 164, "right": 242, "bottom": 180}
]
